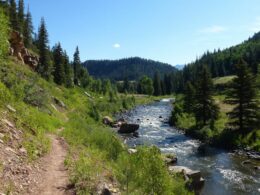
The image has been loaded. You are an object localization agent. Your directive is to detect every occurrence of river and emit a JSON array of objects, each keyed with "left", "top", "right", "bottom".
[{"left": 117, "top": 99, "right": 260, "bottom": 195}]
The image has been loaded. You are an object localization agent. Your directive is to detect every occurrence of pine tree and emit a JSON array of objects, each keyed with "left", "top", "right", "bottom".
[
  {"left": 161, "top": 80, "right": 166, "bottom": 95},
  {"left": 63, "top": 51, "right": 73, "bottom": 88},
  {"left": 194, "top": 65, "right": 219, "bottom": 126},
  {"left": 9, "top": 0, "right": 19, "bottom": 31},
  {"left": 123, "top": 77, "right": 130, "bottom": 93},
  {"left": 37, "top": 18, "right": 52, "bottom": 81},
  {"left": 73, "top": 46, "right": 81, "bottom": 85},
  {"left": 183, "top": 81, "right": 195, "bottom": 114},
  {"left": 79, "top": 67, "right": 90, "bottom": 88},
  {"left": 0, "top": 7, "right": 9, "bottom": 59},
  {"left": 17, "top": 0, "right": 24, "bottom": 33},
  {"left": 225, "top": 61, "right": 259, "bottom": 134},
  {"left": 53, "top": 43, "right": 65, "bottom": 85},
  {"left": 153, "top": 72, "right": 162, "bottom": 96},
  {"left": 23, "top": 7, "right": 33, "bottom": 48}
]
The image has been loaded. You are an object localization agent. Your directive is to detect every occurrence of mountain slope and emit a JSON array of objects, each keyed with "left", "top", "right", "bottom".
[
  {"left": 185, "top": 31, "right": 260, "bottom": 78},
  {"left": 83, "top": 57, "right": 177, "bottom": 80}
]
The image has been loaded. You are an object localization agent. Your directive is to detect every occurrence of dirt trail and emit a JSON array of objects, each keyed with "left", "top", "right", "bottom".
[{"left": 33, "top": 135, "right": 71, "bottom": 195}]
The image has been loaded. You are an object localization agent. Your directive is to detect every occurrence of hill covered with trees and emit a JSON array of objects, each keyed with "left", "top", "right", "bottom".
[
  {"left": 183, "top": 32, "right": 260, "bottom": 80},
  {"left": 83, "top": 57, "right": 177, "bottom": 81}
]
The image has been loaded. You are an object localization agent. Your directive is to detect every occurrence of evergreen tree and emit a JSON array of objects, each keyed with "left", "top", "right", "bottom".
[
  {"left": 153, "top": 72, "right": 162, "bottom": 96},
  {"left": 37, "top": 18, "right": 52, "bottom": 80},
  {"left": 194, "top": 66, "right": 219, "bottom": 126},
  {"left": 17, "top": 0, "right": 24, "bottom": 32},
  {"left": 102, "top": 79, "right": 111, "bottom": 95},
  {"left": 23, "top": 7, "right": 33, "bottom": 48},
  {"left": 183, "top": 81, "right": 195, "bottom": 113},
  {"left": 0, "top": 7, "right": 9, "bottom": 59},
  {"left": 79, "top": 67, "right": 90, "bottom": 88},
  {"left": 73, "top": 46, "right": 81, "bottom": 85},
  {"left": 53, "top": 43, "right": 65, "bottom": 85},
  {"left": 225, "top": 61, "right": 259, "bottom": 134},
  {"left": 9, "top": 0, "right": 18, "bottom": 31},
  {"left": 161, "top": 80, "right": 166, "bottom": 95},
  {"left": 63, "top": 51, "right": 73, "bottom": 88},
  {"left": 123, "top": 77, "right": 130, "bottom": 93}
]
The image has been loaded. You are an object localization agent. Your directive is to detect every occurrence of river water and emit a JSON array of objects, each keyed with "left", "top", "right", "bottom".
[{"left": 117, "top": 99, "right": 260, "bottom": 195}]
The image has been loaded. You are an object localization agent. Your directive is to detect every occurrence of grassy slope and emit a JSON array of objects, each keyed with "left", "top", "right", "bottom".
[
  {"left": 213, "top": 75, "right": 236, "bottom": 85},
  {"left": 0, "top": 58, "right": 190, "bottom": 194}
]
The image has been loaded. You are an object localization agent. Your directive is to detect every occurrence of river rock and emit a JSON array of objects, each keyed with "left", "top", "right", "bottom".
[
  {"left": 118, "top": 124, "right": 139, "bottom": 134},
  {"left": 163, "top": 154, "right": 177, "bottom": 165},
  {"left": 103, "top": 116, "right": 113, "bottom": 126},
  {"left": 186, "top": 171, "right": 201, "bottom": 181},
  {"left": 168, "top": 166, "right": 204, "bottom": 190}
]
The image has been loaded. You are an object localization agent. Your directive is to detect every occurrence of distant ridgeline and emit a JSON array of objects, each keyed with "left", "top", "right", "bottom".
[
  {"left": 83, "top": 57, "right": 177, "bottom": 81},
  {"left": 183, "top": 31, "right": 260, "bottom": 81}
]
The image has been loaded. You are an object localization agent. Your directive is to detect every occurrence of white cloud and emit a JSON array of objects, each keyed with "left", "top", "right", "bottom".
[
  {"left": 249, "top": 17, "right": 260, "bottom": 33},
  {"left": 113, "top": 43, "right": 121, "bottom": 48},
  {"left": 199, "top": 25, "right": 227, "bottom": 34}
]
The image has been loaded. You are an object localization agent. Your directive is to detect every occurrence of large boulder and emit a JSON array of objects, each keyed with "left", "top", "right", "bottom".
[
  {"left": 118, "top": 123, "right": 139, "bottom": 134},
  {"left": 168, "top": 166, "right": 205, "bottom": 191}
]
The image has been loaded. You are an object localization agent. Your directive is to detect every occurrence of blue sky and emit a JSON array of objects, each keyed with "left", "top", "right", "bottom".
[{"left": 24, "top": 0, "right": 260, "bottom": 65}]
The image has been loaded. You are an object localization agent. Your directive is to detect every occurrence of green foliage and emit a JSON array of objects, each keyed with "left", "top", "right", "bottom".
[
  {"left": 183, "top": 81, "right": 195, "bottom": 113},
  {"left": 23, "top": 82, "right": 50, "bottom": 108},
  {"left": 225, "top": 61, "right": 259, "bottom": 134},
  {"left": 0, "top": 8, "right": 9, "bottom": 59},
  {"left": 0, "top": 81, "right": 12, "bottom": 106},
  {"left": 53, "top": 43, "right": 66, "bottom": 85},
  {"left": 37, "top": 18, "right": 52, "bottom": 81},
  {"left": 193, "top": 66, "right": 219, "bottom": 126},
  {"left": 9, "top": 0, "right": 18, "bottom": 31},
  {"left": 153, "top": 71, "right": 162, "bottom": 96},
  {"left": 70, "top": 151, "right": 103, "bottom": 194},
  {"left": 115, "top": 146, "right": 189, "bottom": 195},
  {"left": 138, "top": 75, "right": 154, "bottom": 96},
  {"left": 73, "top": 46, "right": 81, "bottom": 85},
  {"left": 89, "top": 103, "right": 100, "bottom": 121},
  {"left": 17, "top": 0, "right": 24, "bottom": 33},
  {"left": 84, "top": 57, "right": 177, "bottom": 81},
  {"left": 23, "top": 8, "right": 33, "bottom": 48}
]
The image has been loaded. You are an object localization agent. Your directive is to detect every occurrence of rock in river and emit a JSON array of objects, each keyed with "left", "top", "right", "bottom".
[{"left": 118, "top": 123, "right": 139, "bottom": 134}]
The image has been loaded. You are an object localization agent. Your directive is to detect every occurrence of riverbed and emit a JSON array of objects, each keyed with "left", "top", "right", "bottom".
[{"left": 117, "top": 99, "right": 260, "bottom": 195}]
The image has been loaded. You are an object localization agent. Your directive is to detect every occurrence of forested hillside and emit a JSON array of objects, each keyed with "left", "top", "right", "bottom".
[
  {"left": 182, "top": 32, "right": 260, "bottom": 81},
  {"left": 83, "top": 57, "right": 177, "bottom": 81}
]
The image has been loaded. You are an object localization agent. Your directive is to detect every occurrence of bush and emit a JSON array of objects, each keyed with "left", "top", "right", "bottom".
[
  {"left": 0, "top": 81, "right": 12, "bottom": 106},
  {"left": 89, "top": 104, "right": 100, "bottom": 121},
  {"left": 23, "top": 82, "right": 49, "bottom": 108},
  {"left": 115, "top": 146, "right": 188, "bottom": 194},
  {"left": 70, "top": 151, "right": 103, "bottom": 194}
]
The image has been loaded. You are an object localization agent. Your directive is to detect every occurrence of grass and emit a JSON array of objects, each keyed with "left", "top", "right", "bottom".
[
  {"left": 213, "top": 75, "right": 236, "bottom": 85},
  {"left": 0, "top": 58, "right": 191, "bottom": 194}
]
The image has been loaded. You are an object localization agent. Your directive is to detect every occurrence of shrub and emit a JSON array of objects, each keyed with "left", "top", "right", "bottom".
[
  {"left": 23, "top": 82, "right": 49, "bottom": 108},
  {"left": 0, "top": 81, "right": 12, "bottom": 106}
]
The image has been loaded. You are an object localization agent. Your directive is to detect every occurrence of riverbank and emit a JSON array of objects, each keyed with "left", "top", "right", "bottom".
[
  {"left": 169, "top": 95, "right": 260, "bottom": 152},
  {"left": 118, "top": 99, "right": 260, "bottom": 195},
  {"left": 0, "top": 59, "right": 190, "bottom": 194}
]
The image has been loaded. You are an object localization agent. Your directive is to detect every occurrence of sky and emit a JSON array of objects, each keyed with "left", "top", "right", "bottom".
[{"left": 24, "top": 0, "right": 260, "bottom": 66}]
